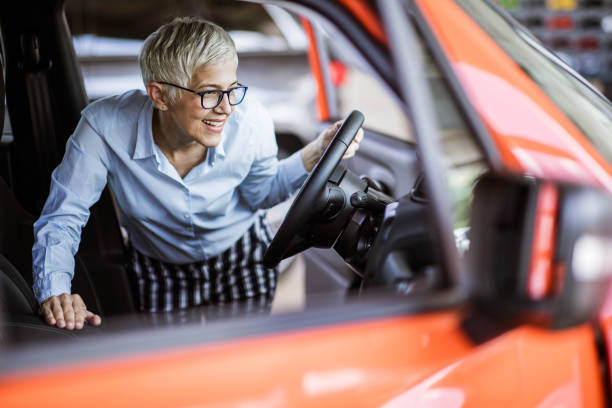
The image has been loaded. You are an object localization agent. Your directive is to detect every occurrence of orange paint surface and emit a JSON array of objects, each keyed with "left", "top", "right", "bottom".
[
  {"left": 600, "top": 314, "right": 612, "bottom": 394},
  {"left": 302, "top": 17, "right": 330, "bottom": 121},
  {"left": 0, "top": 313, "right": 472, "bottom": 408},
  {"left": 337, "top": 0, "right": 388, "bottom": 45},
  {"left": 433, "top": 324, "right": 605, "bottom": 407},
  {"left": 527, "top": 182, "right": 559, "bottom": 299},
  {"left": 416, "top": 0, "right": 612, "bottom": 193},
  {"left": 0, "top": 311, "right": 605, "bottom": 407}
]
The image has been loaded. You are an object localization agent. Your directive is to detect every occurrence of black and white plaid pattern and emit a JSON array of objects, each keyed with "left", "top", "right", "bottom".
[{"left": 127, "top": 215, "right": 278, "bottom": 312}]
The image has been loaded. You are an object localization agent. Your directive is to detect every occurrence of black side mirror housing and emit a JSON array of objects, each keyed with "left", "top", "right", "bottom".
[{"left": 467, "top": 174, "right": 612, "bottom": 329}]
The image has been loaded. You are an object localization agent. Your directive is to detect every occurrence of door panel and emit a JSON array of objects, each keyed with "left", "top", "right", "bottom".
[{"left": 1, "top": 308, "right": 604, "bottom": 407}]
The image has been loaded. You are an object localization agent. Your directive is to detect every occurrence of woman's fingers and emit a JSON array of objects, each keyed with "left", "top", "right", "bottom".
[
  {"left": 60, "top": 293, "right": 76, "bottom": 330},
  {"left": 40, "top": 298, "right": 57, "bottom": 326},
  {"left": 72, "top": 294, "right": 88, "bottom": 329},
  {"left": 342, "top": 128, "right": 364, "bottom": 159},
  {"left": 50, "top": 297, "right": 66, "bottom": 328},
  {"left": 85, "top": 311, "right": 102, "bottom": 326}
]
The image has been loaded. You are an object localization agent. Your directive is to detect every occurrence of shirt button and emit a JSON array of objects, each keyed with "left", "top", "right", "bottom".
[{"left": 184, "top": 214, "right": 190, "bottom": 219}]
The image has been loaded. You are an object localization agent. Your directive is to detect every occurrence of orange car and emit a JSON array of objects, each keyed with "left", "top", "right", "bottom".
[{"left": 2, "top": 0, "right": 612, "bottom": 406}]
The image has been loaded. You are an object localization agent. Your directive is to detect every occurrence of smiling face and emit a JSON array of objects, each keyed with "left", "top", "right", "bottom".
[{"left": 162, "top": 60, "right": 239, "bottom": 149}]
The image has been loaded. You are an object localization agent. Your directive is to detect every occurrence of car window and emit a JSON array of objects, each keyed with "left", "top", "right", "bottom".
[
  {"left": 419, "top": 33, "right": 487, "bottom": 232},
  {"left": 456, "top": 0, "right": 612, "bottom": 167},
  {"left": 335, "top": 63, "right": 414, "bottom": 142},
  {"left": 325, "top": 31, "right": 412, "bottom": 142},
  {"left": 321, "top": 14, "right": 487, "bottom": 233},
  {"left": 322, "top": 15, "right": 488, "bottom": 249},
  {"left": 0, "top": 1, "right": 481, "bottom": 354}
]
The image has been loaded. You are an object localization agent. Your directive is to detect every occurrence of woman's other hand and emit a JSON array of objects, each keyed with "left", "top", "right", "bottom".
[
  {"left": 39, "top": 293, "right": 102, "bottom": 330},
  {"left": 300, "top": 120, "right": 364, "bottom": 172}
]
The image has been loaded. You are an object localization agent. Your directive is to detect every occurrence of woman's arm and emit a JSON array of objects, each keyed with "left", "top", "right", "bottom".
[
  {"left": 32, "top": 117, "right": 110, "bottom": 329},
  {"left": 238, "top": 107, "right": 363, "bottom": 210}
]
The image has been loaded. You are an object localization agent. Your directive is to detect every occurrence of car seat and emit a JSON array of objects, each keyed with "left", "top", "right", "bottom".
[
  {"left": 0, "top": 252, "right": 92, "bottom": 346},
  {"left": 0, "top": 8, "right": 139, "bottom": 317},
  {"left": 0, "top": 45, "right": 104, "bottom": 316},
  {"left": 0, "top": 253, "right": 38, "bottom": 314}
]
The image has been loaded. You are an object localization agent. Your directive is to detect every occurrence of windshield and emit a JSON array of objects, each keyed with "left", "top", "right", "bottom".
[{"left": 455, "top": 0, "right": 612, "bottom": 167}]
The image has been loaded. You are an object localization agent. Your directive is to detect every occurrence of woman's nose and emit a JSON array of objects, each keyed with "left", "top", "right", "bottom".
[{"left": 214, "top": 93, "right": 232, "bottom": 114}]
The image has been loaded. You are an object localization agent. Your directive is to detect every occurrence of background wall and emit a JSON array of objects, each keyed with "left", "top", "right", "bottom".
[{"left": 497, "top": 0, "right": 612, "bottom": 98}]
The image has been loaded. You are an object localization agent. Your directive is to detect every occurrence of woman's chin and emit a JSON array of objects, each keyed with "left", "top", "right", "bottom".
[{"left": 196, "top": 133, "right": 223, "bottom": 148}]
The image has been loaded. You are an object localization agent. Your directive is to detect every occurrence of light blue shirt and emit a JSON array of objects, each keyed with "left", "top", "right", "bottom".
[{"left": 32, "top": 90, "right": 308, "bottom": 303}]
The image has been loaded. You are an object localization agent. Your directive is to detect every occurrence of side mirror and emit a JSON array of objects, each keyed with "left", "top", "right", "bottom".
[{"left": 467, "top": 174, "right": 612, "bottom": 329}]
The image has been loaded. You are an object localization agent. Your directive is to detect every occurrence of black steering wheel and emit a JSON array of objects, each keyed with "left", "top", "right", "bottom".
[{"left": 263, "top": 110, "right": 364, "bottom": 268}]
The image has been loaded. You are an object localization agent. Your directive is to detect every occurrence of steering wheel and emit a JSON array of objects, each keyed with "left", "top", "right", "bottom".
[{"left": 263, "top": 110, "right": 364, "bottom": 268}]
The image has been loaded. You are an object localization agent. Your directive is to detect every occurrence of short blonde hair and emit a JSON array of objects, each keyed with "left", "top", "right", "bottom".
[{"left": 139, "top": 16, "right": 237, "bottom": 102}]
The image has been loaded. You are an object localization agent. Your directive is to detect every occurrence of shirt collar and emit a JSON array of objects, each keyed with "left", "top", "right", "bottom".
[
  {"left": 132, "top": 98, "right": 155, "bottom": 160},
  {"left": 214, "top": 137, "right": 226, "bottom": 160}
]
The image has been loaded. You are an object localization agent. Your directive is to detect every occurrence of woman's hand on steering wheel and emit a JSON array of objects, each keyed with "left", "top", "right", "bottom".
[{"left": 300, "top": 120, "right": 364, "bottom": 172}]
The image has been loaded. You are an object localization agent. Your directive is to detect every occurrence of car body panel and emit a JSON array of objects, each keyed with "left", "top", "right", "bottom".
[
  {"left": 0, "top": 311, "right": 470, "bottom": 407},
  {"left": 418, "top": 3, "right": 612, "bottom": 384},
  {"left": 598, "top": 287, "right": 612, "bottom": 393},
  {"left": 0, "top": 312, "right": 604, "bottom": 407},
  {"left": 417, "top": 0, "right": 612, "bottom": 193}
]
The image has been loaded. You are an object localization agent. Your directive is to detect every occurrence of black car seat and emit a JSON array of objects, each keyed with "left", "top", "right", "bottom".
[
  {"left": 0, "top": 37, "right": 105, "bottom": 316},
  {"left": 0, "top": 3, "right": 136, "bottom": 318},
  {"left": 0, "top": 252, "right": 93, "bottom": 345},
  {"left": 0, "top": 253, "right": 38, "bottom": 314}
]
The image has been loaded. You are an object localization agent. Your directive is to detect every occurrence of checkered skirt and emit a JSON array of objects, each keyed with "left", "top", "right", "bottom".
[{"left": 127, "top": 215, "right": 278, "bottom": 312}]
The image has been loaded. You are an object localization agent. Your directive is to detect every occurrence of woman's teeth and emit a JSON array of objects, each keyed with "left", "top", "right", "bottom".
[{"left": 203, "top": 119, "right": 222, "bottom": 127}]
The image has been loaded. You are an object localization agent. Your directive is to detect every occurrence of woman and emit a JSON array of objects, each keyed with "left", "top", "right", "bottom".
[{"left": 32, "top": 16, "right": 362, "bottom": 330}]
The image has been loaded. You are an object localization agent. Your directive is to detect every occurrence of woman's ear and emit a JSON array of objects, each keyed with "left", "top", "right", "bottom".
[{"left": 146, "top": 82, "right": 170, "bottom": 111}]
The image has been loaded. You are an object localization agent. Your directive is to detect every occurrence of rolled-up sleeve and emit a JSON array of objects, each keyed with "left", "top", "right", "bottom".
[
  {"left": 237, "top": 103, "right": 308, "bottom": 210},
  {"left": 32, "top": 117, "right": 110, "bottom": 304}
]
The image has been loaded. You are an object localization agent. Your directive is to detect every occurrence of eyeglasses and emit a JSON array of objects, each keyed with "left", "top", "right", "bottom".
[{"left": 158, "top": 81, "right": 248, "bottom": 109}]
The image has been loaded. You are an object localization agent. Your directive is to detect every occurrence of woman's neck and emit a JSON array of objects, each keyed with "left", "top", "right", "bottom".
[
  {"left": 152, "top": 109, "right": 207, "bottom": 177},
  {"left": 153, "top": 109, "right": 205, "bottom": 152}
]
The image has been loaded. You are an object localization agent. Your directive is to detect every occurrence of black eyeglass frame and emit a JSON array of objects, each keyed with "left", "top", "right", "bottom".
[{"left": 158, "top": 81, "right": 248, "bottom": 109}]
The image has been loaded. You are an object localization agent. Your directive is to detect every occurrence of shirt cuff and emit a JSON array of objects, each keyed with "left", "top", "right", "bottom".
[
  {"left": 33, "top": 272, "right": 72, "bottom": 304},
  {"left": 282, "top": 150, "right": 309, "bottom": 188}
]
